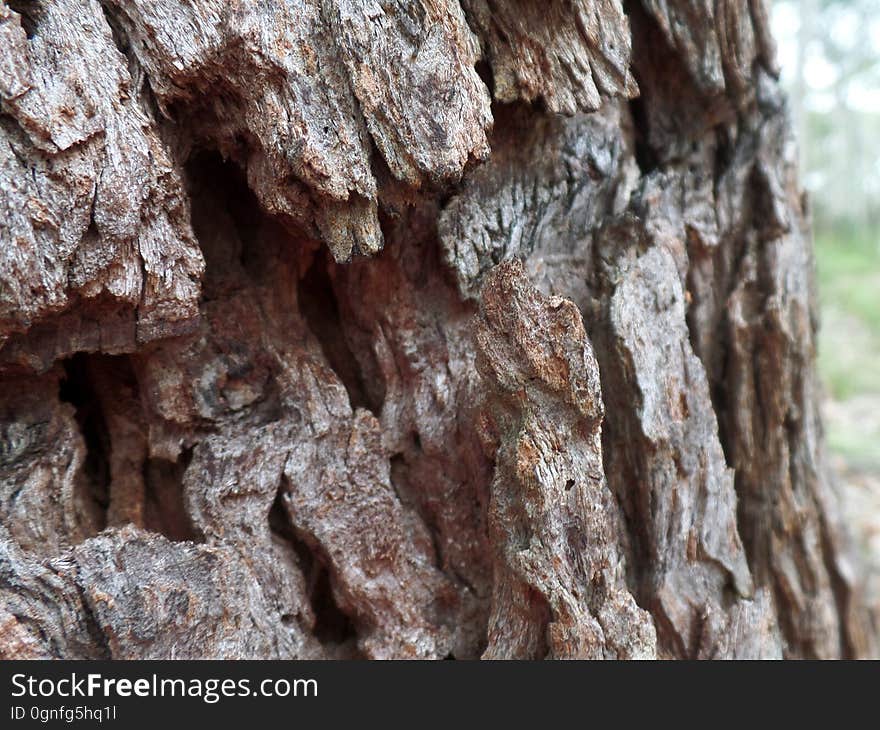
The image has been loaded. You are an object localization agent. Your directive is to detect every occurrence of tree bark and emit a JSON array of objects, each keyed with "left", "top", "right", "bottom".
[{"left": 0, "top": 0, "right": 875, "bottom": 659}]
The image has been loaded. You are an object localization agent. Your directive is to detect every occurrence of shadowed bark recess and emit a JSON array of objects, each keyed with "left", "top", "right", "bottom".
[{"left": 0, "top": 0, "right": 876, "bottom": 658}]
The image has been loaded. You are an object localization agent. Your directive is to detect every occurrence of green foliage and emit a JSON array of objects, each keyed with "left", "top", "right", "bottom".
[
  {"left": 815, "top": 227, "right": 880, "bottom": 332},
  {"left": 815, "top": 227, "right": 880, "bottom": 397},
  {"left": 773, "top": 0, "right": 880, "bottom": 466},
  {"left": 814, "top": 226, "right": 880, "bottom": 465}
]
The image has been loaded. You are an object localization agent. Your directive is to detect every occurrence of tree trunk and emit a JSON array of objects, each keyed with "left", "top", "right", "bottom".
[{"left": 0, "top": 0, "right": 875, "bottom": 660}]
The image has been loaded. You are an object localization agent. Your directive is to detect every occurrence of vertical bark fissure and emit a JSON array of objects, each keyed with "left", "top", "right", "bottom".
[
  {"left": 268, "top": 483, "right": 361, "bottom": 653},
  {"left": 297, "top": 250, "right": 381, "bottom": 416}
]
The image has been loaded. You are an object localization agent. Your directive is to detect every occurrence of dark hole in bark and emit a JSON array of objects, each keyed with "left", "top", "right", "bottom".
[
  {"left": 713, "top": 123, "right": 735, "bottom": 185},
  {"left": 625, "top": 0, "right": 719, "bottom": 172},
  {"left": 628, "top": 96, "right": 658, "bottom": 175},
  {"left": 298, "top": 249, "right": 380, "bottom": 415},
  {"left": 475, "top": 58, "right": 495, "bottom": 97},
  {"left": 7, "top": 1, "right": 41, "bottom": 39},
  {"left": 623, "top": 0, "right": 659, "bottom": 175},
  {"left": 59, "top": 352, "right": 201, "bottom": 542},
  {"left": 59, "top": 353, "right": 110, "bottom": 527},
  {"left": 388, "top": 453, "right": 412, "bottom": 506},
  {"left": 269, "top": 487, "right": 359, "bottom": 648},
  {"left": 185, "top": 151, "right": 257, "bottom": 300},
  {"left": 565, "top": 478, "right": 575, "bottom": 491},
  {"left": 308, "top": 562, "right": 358, "bottom": 647},
  {"left": 143, "top": 449, "right": 202, "bottom": 542}
]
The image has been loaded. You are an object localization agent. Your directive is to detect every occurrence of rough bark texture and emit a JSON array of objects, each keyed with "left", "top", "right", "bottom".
[{"left": 0, "top": 0, "right": 876, "bottom": 659}]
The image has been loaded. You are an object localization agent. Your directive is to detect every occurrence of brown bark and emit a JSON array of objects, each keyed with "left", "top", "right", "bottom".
[{"left": 0, "top": 0, "right": 875, "bottom": 659}]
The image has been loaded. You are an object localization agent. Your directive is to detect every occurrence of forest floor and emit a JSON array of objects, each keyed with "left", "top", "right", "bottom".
[{"left": 815, "top": 230, "right": 880, "bottom": 608}]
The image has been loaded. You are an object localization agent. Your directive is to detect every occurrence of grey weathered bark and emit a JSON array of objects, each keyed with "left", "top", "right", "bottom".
[{"left": 0, "top": 0, "right": 875, "bottom": 659}]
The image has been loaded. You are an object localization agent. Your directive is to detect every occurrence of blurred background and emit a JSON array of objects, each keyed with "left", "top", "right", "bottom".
[{"left": 772, "top": 0, "right": 879, "bottom": 596}]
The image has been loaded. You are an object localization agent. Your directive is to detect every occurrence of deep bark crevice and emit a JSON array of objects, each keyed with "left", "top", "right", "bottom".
[
  {"left": 6, "top": 1, "right": 41, "bottom": 39},
  {"left": 185, "top": 150, "right": 257, "bottom": 298},
  {"left": 387, "top": 447, "right": 449, "bottom": 577},
  {"left": 143, "top": 450, "right": 201, "bottom": 543},
  {"left": 628, "top": 96, "right": 659, "bottom": 175},
  {"left": 59, "top": 354, "right": 111, "bottom": 531},
  {"left": 268, "top": 486, "right": 360, "bottom": 653},
  {"left": 298, "top": 250, "right": 381, "bottom": 416},
  {"left": 97, "top": 0, "right": 140, "bottom": 85}
]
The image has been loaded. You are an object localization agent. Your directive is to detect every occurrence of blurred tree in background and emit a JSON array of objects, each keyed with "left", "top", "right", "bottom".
[
  {"left": 774, "top": 0, "right": 880, "bottom": 597},
  {"left": 780, "top": 0, "right": 880, "bottom": 228},
  {"left": 775, "top": 0, "right": 880, "bottom": 447}
]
